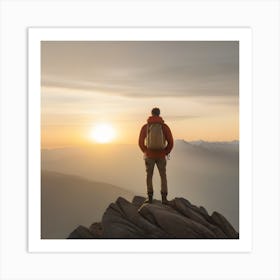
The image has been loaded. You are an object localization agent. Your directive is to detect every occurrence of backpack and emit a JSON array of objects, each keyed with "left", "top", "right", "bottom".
[{"left": 146, "top": 123, "right": 166, "bottom": 150}]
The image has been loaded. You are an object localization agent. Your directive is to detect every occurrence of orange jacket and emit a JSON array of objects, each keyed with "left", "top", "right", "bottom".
[{"left": 138, "top": 116, "right": 174, "bottom": 159}]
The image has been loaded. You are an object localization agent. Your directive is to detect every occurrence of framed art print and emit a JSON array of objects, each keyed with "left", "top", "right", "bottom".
[{"left": 28, "top": 27, "right": 252, "bottom": 253}]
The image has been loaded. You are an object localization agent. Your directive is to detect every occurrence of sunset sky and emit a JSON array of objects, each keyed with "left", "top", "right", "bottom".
[{"left": 41, "top": 41, "right": 239, "bottom": 148}]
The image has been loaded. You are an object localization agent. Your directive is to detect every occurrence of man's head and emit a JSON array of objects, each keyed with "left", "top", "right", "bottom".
[{"left": 151, "top": 107, "right": 160, "bottom": 116}]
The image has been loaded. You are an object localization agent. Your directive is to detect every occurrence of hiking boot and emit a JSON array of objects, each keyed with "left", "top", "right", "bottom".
[
  {"left": 144, "top": 193, "right": 153, "bottom": 204},
  {"left": 161, "top": 192, "right": 169, "bottom": 205}
]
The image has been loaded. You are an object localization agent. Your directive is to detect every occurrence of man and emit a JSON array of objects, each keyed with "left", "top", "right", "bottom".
[{"left": 138, "top": 108, "right": 174, "bottom": 204}]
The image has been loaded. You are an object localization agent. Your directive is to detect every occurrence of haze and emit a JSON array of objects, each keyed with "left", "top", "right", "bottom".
[
  {"left": 42, "top": 141, "right": 239, "bottom": 238},
  {"left": 41, "top": 41, "right": 239, "bottom": 238}
]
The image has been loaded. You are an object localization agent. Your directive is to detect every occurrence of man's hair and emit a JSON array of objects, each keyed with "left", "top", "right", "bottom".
[{"left": 151, "top": 107, "right": 160, "bottom": 116}]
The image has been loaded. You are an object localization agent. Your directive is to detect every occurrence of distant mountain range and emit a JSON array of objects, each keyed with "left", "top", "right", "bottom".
[
  {"left": 189, "top": 139, "right": 239, "bottom": 145},
  {"left": 174, "top": 139, "right": 239, "bottom": 156}
]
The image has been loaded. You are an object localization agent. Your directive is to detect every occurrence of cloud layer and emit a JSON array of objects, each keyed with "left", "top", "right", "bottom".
[{"left": 41, "top": 41, "right": 239, "bottom": 98}]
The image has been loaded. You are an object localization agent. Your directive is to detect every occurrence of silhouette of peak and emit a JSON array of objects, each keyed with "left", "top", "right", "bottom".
[{"left": 68, "top": 196, "right": 238, "bottom": 239}]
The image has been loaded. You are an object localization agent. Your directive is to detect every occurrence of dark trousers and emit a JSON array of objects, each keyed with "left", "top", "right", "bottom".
[{"left": 145, "top": 157, "right": 167, "bottom": 195}]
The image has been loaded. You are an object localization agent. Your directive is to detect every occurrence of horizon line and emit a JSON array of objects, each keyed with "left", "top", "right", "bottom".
[{"left": 41, "top": 139, "right": 239, "bottom": 150}]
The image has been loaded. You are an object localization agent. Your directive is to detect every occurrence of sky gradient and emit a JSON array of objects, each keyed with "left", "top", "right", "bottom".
[{"left": 41, "top": 41, "right": 239, "bottom": 148}]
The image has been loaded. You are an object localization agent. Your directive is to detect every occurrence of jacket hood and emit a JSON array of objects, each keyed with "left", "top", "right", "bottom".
[{"left": 147, "top": 116, "right": 164, "bottom": 124}]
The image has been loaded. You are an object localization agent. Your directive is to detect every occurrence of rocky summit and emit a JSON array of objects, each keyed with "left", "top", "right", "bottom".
[{"left": 68, "top": 196, "right": 239, "bottom": 239}]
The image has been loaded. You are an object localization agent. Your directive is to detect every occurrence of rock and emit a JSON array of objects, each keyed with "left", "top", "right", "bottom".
[
  {"left": 199, "top": 206, "right": 209, "bottom": 216},
  {"left": 173, "top": 198, "right": 209, "bottom": 225},
  {"left": 174, "top": 197, "right": 211, "bottom": 222},
  {"left": 172, "top": 198, "right": 227, "bottom": 238},
  {"left": 139, "top": 203, "right": 217, "bottom": 238},
  {"left": 211, "top": 211, "right": 239, "bottom": 238},
  {"left": 132, "top": 196, "right": 146, "bottom": 207},
  {"left": 89, "top": 222, "right": 103, "bottom": 238},
  {"left": 102, "top": 201, "right": 144, "bottom": 238},
  {"left": 68, "top": 225, "right": 95, "bottom": 239},
  {"left": 102, "top": 197, "right": 170, "bottom": 238},
  {"left": 68, "top": 195, "right": 239, "bottom": 239}
]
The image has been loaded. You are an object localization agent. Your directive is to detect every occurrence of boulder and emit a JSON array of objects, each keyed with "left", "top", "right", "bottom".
[
  {"left": 68, "top": 195, "right": 239, "bottom": 239},
  {"left": 139, "top": 203, "right": 216, "bottom": 238},
  {"left": 89, "top": 222, "right": 103, "bottom": 238},
  {"left": 211, "top": 211, "right": 239, "bottom": 238},
  {"left": 68, "top": 225, "right": 95, "bottom": 239},
  {"left": 102, "top": 197, "right": 170, "bottom": 238}
]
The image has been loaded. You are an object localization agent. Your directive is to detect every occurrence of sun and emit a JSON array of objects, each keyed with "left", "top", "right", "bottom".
[{"left": 90, "top": 123, "right": 116, "bottom": 143}]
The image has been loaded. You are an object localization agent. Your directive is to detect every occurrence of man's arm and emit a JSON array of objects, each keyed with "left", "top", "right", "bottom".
[
  {"left": 138, "top": 124, "right": 147, "bottom": 153},
  {"left": 164, "top": 124, "right": 174, "bottom": 155}
]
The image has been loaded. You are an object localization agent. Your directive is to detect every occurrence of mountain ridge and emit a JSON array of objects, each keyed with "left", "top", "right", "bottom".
[
  {"left": 41, "top": 170, "right": 134, "bottom": 239},
  {"left": 42, "top": 170, "right": 134, "bottom": 193}
]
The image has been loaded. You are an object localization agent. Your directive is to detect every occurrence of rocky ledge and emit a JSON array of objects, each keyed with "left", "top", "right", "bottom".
[{"left": 68, "top": 196, "right": 239, "bottom": 239}]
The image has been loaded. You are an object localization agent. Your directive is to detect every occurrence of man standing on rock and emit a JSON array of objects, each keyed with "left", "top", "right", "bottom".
[{"left": 138, "top": 108, "right": 174, "bottom": 204}]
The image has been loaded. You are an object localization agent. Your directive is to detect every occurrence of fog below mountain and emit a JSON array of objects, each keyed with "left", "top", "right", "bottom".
[
  {"left": 41, "top": 170, "right": 134, "bottom": 238},
  {"left": 42, "top": 140, "right": 239, "bottom": 235}
]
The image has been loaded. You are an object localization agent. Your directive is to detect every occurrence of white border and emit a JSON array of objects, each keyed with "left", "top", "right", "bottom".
[{"left": 28, "top": 27, "right": 252, "bottom": 253}]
